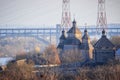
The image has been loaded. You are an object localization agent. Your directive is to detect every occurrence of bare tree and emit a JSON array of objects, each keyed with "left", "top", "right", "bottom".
[
  {"left": 0, "top": 60, "right": 38, "bottom": 80},
  {"left": 61, "top": 49, "right": 83, "bottom": 64},
  {"left": 43, "top": 45, "right": 61, "bottom": 64},
  {"left": 110, "top": 36, "right": 120, "bottom": 49}
]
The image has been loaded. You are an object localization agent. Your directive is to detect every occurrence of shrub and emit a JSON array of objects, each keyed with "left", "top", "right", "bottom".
[
  {"left": 43, "top": 45, "right": 61, "bottom": 64},
  {"left": 0, "top": 61, "right": 38, "bottom": 80}
]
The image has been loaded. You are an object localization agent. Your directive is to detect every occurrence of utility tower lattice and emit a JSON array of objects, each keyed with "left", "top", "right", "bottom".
[
  {"left": 61, "top": 0, "right": 71, "bottom": 29},
  {"left": 97, "top": 0, "right": 107, "bottom": 32}
]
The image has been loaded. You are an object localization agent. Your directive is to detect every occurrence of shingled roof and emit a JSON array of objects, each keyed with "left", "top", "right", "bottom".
[
  {"left": 94, "top": 29, "right": 114, "bottom": 49},
  {"left": 64, "top": 37, "right": 81, "bottom": 45}
]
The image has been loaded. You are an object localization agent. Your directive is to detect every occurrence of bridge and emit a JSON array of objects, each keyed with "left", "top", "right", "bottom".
[{"left": 0, "top": 26, "right": 120, "bottom": 45}]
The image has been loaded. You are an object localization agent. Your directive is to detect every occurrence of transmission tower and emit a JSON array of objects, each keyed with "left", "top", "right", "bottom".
[
  {"left": 61, "top": 0, "right": 71, "bottom": 29},
  {"left": 96, "top": 0, "right": 107, "bottom": 32}
]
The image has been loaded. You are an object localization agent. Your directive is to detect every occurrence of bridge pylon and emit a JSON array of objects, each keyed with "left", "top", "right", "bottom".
[
  {"left": 96, "top": 0, "right": 107, "bottom": 33},
  {"left": 61, "top": 0, "right": 71, "bottom": 31}
]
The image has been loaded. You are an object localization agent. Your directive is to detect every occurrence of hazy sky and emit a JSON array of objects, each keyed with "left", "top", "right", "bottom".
[{"left": 0, "top": 0, "right": 120, "bottom": 26}]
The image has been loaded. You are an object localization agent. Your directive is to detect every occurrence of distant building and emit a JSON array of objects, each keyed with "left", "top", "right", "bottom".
[
  {"left": 94, "top": 29, "right": 116, "bottom": 64},
  {"left": 116, "top": 48, "right": 120, "bottom": 61},
  {"left": 57, "top": 20, "right": 93, "bottom": 61},
  {"left": 57, "top": 20, "right": 116, "bottom": 64}
]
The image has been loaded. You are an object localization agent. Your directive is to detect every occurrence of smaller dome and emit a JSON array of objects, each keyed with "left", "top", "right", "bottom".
[
  {"left": 62, "top": 29, "right": 65, "bottom": 34},
  {"left": 60, "top": 29, "right": 66, "bottom": 39},
  {"left": 72, "top": 19, "right": 77, "bottom": 27},
  {"left": 82, "top": 29, "right": 90, "bottom": 39},
  {"left": 73, "top": 19, "right": 76, "bottom": 24},
  {"left": 102, "top": 29, "right": 106, "bottom": 36},
  {"left": 84, "top": 29, "right": 87, "bottom": 33}
]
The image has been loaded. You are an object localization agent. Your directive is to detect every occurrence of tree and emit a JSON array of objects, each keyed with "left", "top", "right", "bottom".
[
  {"left": 91, "top": 38, "right": 98, "bottom": 45},
  {"left": 43, "top": 45, "right": 61, "bottom": 64},
  {"left": 61, "top": 49, "right": 83, "bottom": 63},
  {"left": 110, "top": 36, "right": 120, "bottom": 49},
  {"left": 0, "top": 60, "right": 38, "bottom": 80}
]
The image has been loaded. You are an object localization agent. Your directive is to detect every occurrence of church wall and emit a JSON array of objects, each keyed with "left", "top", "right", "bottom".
[
  {"left": 64, "top": 45, "right": 79, "bottom": 50},
  {"left": 81, "top": 50, "right": 89, "bottom": 61},
  {"left": 95, "top": 52, "right": 104, "bottom": 63},
  {"left": 95, "top": 50, "right": 115, "bottom": 63},
  {"left": 81, "top": 49, "right": 93, "bottom": 60},
  {"left": 60, "top": 39, "right": 64, "bottom": 43}
]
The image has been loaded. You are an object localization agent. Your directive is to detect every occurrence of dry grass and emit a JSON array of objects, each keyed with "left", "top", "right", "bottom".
[
  {"left": 75, "top": 64, "right": 120, "bottom": 80},
  {"left": 0, "top": 60, "right": 120, "bottom": 80}
]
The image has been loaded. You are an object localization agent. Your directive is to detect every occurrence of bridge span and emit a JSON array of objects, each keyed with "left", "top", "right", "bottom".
[{"left": 0, "top": 26, "right": 120, "bottom": 45}]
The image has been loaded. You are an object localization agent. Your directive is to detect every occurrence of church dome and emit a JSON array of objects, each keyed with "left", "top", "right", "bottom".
[{"left": 67, "top": 20, "right": 82, "bottom": 34}]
